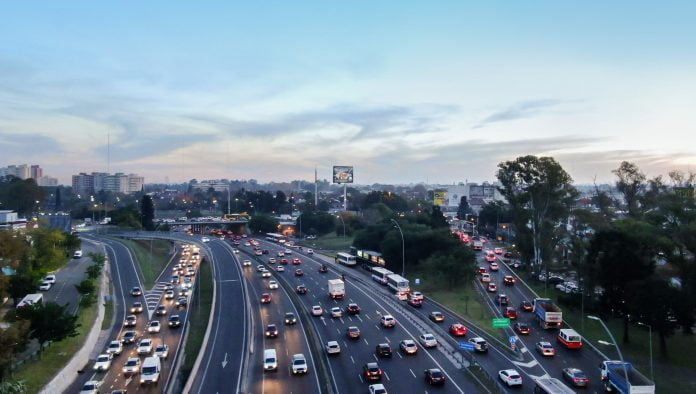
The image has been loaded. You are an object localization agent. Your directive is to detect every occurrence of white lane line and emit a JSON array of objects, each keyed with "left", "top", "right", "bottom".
[
  {"left": 384, "top": 371, "right": 391, "bottom": 381},
  {"left": 409, "top": 368, "right": 416, "bottom": 378},
  {"left": 356, "top": 315, "right": 363, "bottom": 323},
  {"left": 363, "top": 338, "right": 369, "bottom": 345},
  {"left": 350, "top": 356, "right": 355, "bottom": 364},
  {"left": 384, "top": 337, "right": 390, "bottom": 343}
]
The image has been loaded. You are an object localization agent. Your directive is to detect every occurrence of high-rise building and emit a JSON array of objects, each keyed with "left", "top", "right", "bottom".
[
  {"left": 71, "top": 172, "right": 144, "bottom": 195},
  {"left": 72, "top": 173, "right": 95, "bottom": 196},
  {"left": 31, "top": 165, "right": 43, "bottom": 179},
  {"left": 1, "top": 164, "right": 51, "bottom": 183}
]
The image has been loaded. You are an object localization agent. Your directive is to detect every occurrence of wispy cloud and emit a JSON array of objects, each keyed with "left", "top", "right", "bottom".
[{"left": 473, "top": 99, "right": 567, "bottom": 128}]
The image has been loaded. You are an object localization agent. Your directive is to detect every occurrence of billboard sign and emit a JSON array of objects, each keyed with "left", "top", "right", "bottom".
[
  {"left": 433, "top": 190, "right": 447, "bottom": 206},
  {"left": 333, "top": 166, "right": 354, "bottom": 184}
]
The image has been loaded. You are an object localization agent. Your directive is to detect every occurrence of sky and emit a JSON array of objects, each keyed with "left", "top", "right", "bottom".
[{"left": 1, "top": 1, "right": 696, "bottom": 185}]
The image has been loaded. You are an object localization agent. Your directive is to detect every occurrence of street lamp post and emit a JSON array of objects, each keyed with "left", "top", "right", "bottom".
[
  {"left": 226, "top": 186, "right": 231, "bottom": 215},
  {"left": 390, "top": 219, "right": 405, "bottom": 277},
  {"left": 637, "top": 322, "right": 654, "bottom": 380},
  {"left": 588, "top": 315, "right": 630, "bottom": 385},
  {"left": 336, "top": 215, "right": 346, "bottom": 237}
]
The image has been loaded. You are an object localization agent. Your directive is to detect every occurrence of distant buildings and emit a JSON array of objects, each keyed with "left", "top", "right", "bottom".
[
  {"left": 0, "top": 164, "right": 58, "bottom": 186},
  {"left": 0, "top": 210, "right": 27, "bottom": 230},
  {"left": 72, "top": 172, "right": 144, "bottom": 195}
]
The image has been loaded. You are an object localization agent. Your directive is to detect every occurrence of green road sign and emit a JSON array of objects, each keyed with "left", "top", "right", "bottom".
[{"left": 492, "top": 318, "right": 510, "bottom": 328}]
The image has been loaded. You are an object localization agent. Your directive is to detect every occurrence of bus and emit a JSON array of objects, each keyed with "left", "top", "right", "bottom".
[
  {"left": 386, "top": 274, "right": 410, "bottom": 300},
  {"left": 265, "top": 233, "right": 286, "bottom": 243},
  {"left": 335, "top": 252, "right": 357, "bottom": 266},
  {"left": 533, "top": 378, "right": 575, "bottom": 394},
  {"left": 371, "top": 267, "right": 394, "bottom": 285},
  {"left": 350, "top": 247, "right": 387, "bottom": 270}
]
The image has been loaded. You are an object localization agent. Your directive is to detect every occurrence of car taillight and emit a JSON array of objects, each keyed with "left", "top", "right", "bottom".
[{"left": 378, "top": 370, "right": 383, "bottom": 375}]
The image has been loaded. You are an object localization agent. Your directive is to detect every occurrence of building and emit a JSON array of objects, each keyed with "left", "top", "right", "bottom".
[
  {"left": 30, "top": 165, "right": 43, "bottom": 179},
  {"left": 37, "top": 176, "right": 58, "bottom": 187},
  {"left": 0, "top": 164, "right": 31, "bottom": 179},
  {"left": 432, "top": 182, "right": 505, "bottom": 214},
  {"left": 72, "top": 172, "right": 144, "bottom": 195},
  {"left": 190, "top": 180, "right": 230, "bottom": 192},
  {"left": 0, "top": 210, "right": 27, "bottom": 230},
  {"left": 1, "top": 164, "right": 58, "bottom": 187}
]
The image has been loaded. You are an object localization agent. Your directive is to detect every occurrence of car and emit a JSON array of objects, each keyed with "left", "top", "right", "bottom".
[
  {"left": 122, "top": 357, "right": 141, "bottom": 374},
  {"left": 165, "top": 290, "right": 175, "bottom": 299},
  {"left": 284, "top": 249, "right": 292, "bottom": 255},
  {"left": 137, "top": 338, "right": 153, "bottom": 355},
  {"left": 494, "top": 247, "right": 504, "bottom": 255},
  {"left": 43, "top": 274, "right": 57, "bottom": 284},
  {"left": 268, "top": 280, "right": 278, "bottom": 289},
  {"left": 265, "top": 324, "right": 279, "bottom": 338},
  {"left": 176, "top": 297, "right": 188, "bottom": 308},
  {"left": 180, "top": 288, "right": 191, "bottom": 297},
  {"left": 424, "top": 368, "right": 446, "bottom": 385},
  {"left": 318, "top": 265, "right": 328, "bottom": 273},
  {"left": 400, "top": 339, "right": 418, "bottom": 354},
  {"left": 376, "top": 343, "right": 392, "bottom": 357},
  {"left": 255, "top": 250, "right": 263, "bottom": 256},
  {"left": 326, "top": 340, "right": 341, "bottom": 355},
  {"left": 478, "top": 266, "right": 487, "bottom": 274},
  {"left": 155, "top": 305, "right": 167, "bottom": 316},
  {"left": 291, "top": 353, "right": 308, "bottom": 374},
  {"left": 242, "top": 259, "right": 252, "bottom": 266},
  {"left": 122, "top": 330, "right": 138, "bottom": 344},
  {"left": 168, "top": 315, "right": 181, "bottom": 328},
  {"left": 503, "top": 275, "right": 516, "bottom": 286},
  {"left": 276, "top": 265, "right": 285, "bottom": 272},
  {"left": 521, "top": 300, "right": 533, "bottom": 312},
  {"left": 487, "top": 283, "right": 497, "bottom": 292},
  {"left": 362, "top": 362, "right": 383, "bottom": 381},
  {"left": 346, "top": 303, "right": 361, "bottom": 315},
  {"left": 171, "top": 275, "right": 180, "bottom": 283},
  {"left": 408, "top": 297, "right": 423, "bottom": 307},
  {"left": 380, "top": 315, "right": 397, "bottom": 328},
  {"left": 562, "top": 367, "right": 590, "bottom": 387},
  {"left": 410, "top": 291, "right": 424, "bottom": 301},
  {"left": 347, "top": 326, "right": 361, "bottom": 338},
  {"left": 258, "top": 264, "right": 266, "bottom": 272},
  {"left": 201, "top": 237, "right": 210, "bottom": 242},
  {"left": 330, "top": 307, "right": 342, "bottom": 318},
  {"left": 281, "top": 258, "right": 289, "bottom": 264},
  {"left": 233, "top": 249, "right": 240, "bottom": 254},
  {"left": 449, "top": 323, "right": 468, "bottom": 337},
  {"left": 513, "top": 322, "right": 531, "bottom": 335},
  {"left": 311, "top": 305, "right": 323, "bottom": 316},
  {"left": 489, "top": 262, "right": 499, "bottom": 271},
  {"left": 485, "top": 252, "right": 496, "bottom": 262},
  {"left": 498, "top": 369, "right": 523, "bottom": 387},
  {"left": 536, "top": 341, "right": 556, "bottom": 356},
  {"left": 468, "top": 337, "right": 488, "bottom": 352},
  {"left": 261, "top": 293, "right": 272, "bottom": 304},
  {"left": 153, "top": 343, "right": 169, "bottom": 358},
  {"left": 419, "top": 333, "right": 437, "bottom": 348},
  {"left": 147, "top": 320, "right": 161, "bottom": 333},
  {"left": 39, "top": 281, "right": 52, "bottom": 291},
  {"left": 130, "top": 287, "right": 142, "bottom": 296},
  {"left": 106, "top": 340, "right": 123, "bottom": 355},
  {"left": 93, "top": 353, "right": 113, "bottom": 371},
  {"left": 368, "top": 383, "right": 388, "bottom": 394},
  {"left": 277, "top": 251, "right": 284, "bottom": 257},
  {"left": 284, "top": 312, "right": 297, "bottom": 325},
  {"left": 130, "top": 302, "right": 143, "bottom": 313},
  {"left": 296, "top": 285, "right": 308, "bottom": 294},
  {"left": 295, "top": 269, "right": 304, "bottom": 276},
  {"left": 292, "top": 258, "right": 301, "bottom": 265},
  {"left": 73, "top": 250, "right": 83, "bottom": 259},
  {"left": 481, "top": 273, "right": 491, "bottom": 283},
  {"left": 429, "top": 311, "right": 445, "bottom": 322},
  {"left": 504, "top": 307, "right": 518, "bottom": 319},
  {"left": 262, "top": 249, "right": 270, "bottom": 254},
  {"left": 80, "top": 380, "right": 99, "bottom": 394},
  {"left": 497, "top": 294, "right": 509, "bottom": 305},
  {"left": 307, "top": 248, "right": 314, "bottom": 254},
  {"left": 261, "top": 270, "right": 271, "bottom": 278}
]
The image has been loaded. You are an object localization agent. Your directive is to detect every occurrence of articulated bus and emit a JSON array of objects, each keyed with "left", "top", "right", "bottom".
[
  {"left": 335, "top": 252, "right": 357, "bottom": 266},
  {"left": 371, "top": 267, "right": 394, "bottom": 285},
  {"left": 350, "top": 247, "right": 387, "bottom": 270},
  {"left": 386, "top": 274, "right": 410, "bottom": 300},
  {"left": 265, "top": 233, "right": 286, "bottom": 243}
]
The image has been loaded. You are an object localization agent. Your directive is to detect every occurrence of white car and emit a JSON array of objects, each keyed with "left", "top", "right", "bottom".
[
  {"left": 380, "top": 315, "right": 397, "bottom": 328},
  {"left": 79, "top": 380, "right": 99, "bottom": 394},
  {"left": 399, "top": 339, "right": 418, "bottom": 354},
  {"left": 106, "top": 340, "right": 123, "bottom": 355},
  {"left": 369, "top": 384, "right": 388, "bottom": 394},
  {"left": 39, "top": 281, "right": 52, "bottom": 291},
  {"left": 326, "top": 341, "right": 341, "bottom": 354},
  {"left": 257, "top": 265, "right": 265, "bottom": 272},
  {"left": 165, "top": 290, "right": 175, "bottom": 299},
  {"left": 284, "top": 249, "right": 292, "bottom": 255},
  {"left": 311, "top": 305, "right": 323, "bottom": 316},
  {"left": 93, "top": 353, "right": 113, "bottom": 371},
  {"left": 268, "top": 280, "right": 279, "bottom": 289},
  {"left": 147, "top": 321, "right": 161, "bottom": 333},
  {"left": 291, "top": 353, "right": 308, "bottom": 374},
  {"left": 137, "top": 338, "right": 153, "bottom": 355},
  {"left": 242, "top": 260, "right": 251, "bottom": 266},
  {"left": 276, "top": 265, "right": 285, "bottom": 272},
  {"left": 233, "top": 249, "right": 240, "bottom": 254},
  {"left": 122, "top": 357, "right": 141, "bottom": 374},
  {"left": 201, "top": 237, "right": 210, "bottom": 243},
  {"left": 419, "top": 333, "right": 438, "bottom": 348},
  {"left": 330, "top": 307, "right": 342, "bottom": 318},
  {"left": 410, "top": 291, "right": 424, "bottom": 301},
  {"left": 43, "top": 274, "right": 56, "bottom": 284},
  {"left": 498, "top": 369, "right": 523, "bottom": 387},
  {"left": 154, "top": 343, "right": 169, "bottom": 358},
  {"left": 307, "top": 249, "right": 314, "bottom": 254},
  {"left": 261, "top": 271, "right": 271, "bottom": 278}
]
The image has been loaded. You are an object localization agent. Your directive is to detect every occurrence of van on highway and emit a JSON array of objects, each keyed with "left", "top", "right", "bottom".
[
  {"left": 140, "top": 356, "right": 161, "bottom": 385},
  {"left": 73, "top": 250, "right": 83, "bottom": 259},
  {"left": 263, "top": 349, "right": 277, "bottom": 371}
]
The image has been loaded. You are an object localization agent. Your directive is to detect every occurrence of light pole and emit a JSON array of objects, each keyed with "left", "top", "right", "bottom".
[
  {"left": 390, "top": 218, "right": 405, "bottom": 277},
  {"left": 226, "top": 186, "right": 231, "bottom": 215},
  {"left": 588, "top": 315, "right": 630, "bottom": 385},
  {"left": 336, "top": 215, "right": 346, "bottom": 237},
  {"left": 637, "top": 322, "right": 654, "bottom": 380}
]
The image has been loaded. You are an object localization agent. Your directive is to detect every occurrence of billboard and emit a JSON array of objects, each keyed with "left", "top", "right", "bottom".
[
  {"left": 433, "top": 190, "right": 447, "bottom": 206},
  {"left": 333, "top": 166, "right": 354, "bottom": 184}
]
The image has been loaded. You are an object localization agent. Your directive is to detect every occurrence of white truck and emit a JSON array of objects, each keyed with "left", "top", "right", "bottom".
[{"left": 328, "top": 279, "right": 345, "bottom": 300}]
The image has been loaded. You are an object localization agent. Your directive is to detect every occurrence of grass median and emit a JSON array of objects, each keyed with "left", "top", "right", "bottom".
[
  {"left": 297, "top": 233, "right": 354, "bottom": 253},
  {"left": 118, "top": 238, "right": 174, "bottom": 288},
  {"left": 181, "top": 257, "right": 214, "bottom": 378}
]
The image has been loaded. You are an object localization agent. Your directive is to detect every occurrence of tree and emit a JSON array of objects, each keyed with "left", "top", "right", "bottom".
[
  {"left": 456, "top": 196, "right": 470, "bottom": 220},
  {"left": 298, "top": 211, "right": 336, "bottom": 236},
  {"left": 140, "top": 195, "right": 155, "bottom": 230},
  {"left": 110, "top": 204, "right": 142, "bottom": 228},
  {"left": 422, "top": 247, "right": 477, "bottom": 290},
  {"left": 477, "top": 201, "right": 512, "bottom": 237},
  {"left": 613, "top": 161, "right": 646, "bottom": 218},
  {"left": 0, "top": 176, "right": 45, "bottom": 216},
  {"left": 54, "top": 187, "right": 62, "bottom": 211},
  {"left": 15, "top": 302, "right": 79, "bottom": 350},
  {"left": 75, "top": 279, "right": 96, "bottom": 296},
  {"left": 9, "top": 275, "right": 37, "bottom": 305},
  {"left": 0, "top": 319, "right": 30, "bottom": 380},
  {"left": 0, "top": 380, "right": 28, "bottom": 394},
  {"left": 429, "top": 205, "right": 448, "bottom": 228},
  {"left": 248, "top": 214, "right": 280, "bottom": 234},
  {"left": 629, "top": 278, "right": 678, "bottom": 356}
]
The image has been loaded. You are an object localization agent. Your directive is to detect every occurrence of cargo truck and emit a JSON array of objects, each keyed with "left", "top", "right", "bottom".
[
  {"left": 328, "top": 279, "right": 345, "bottom": 299},
  {"left": 600, "top": 361, "right": 654, "bottom": 394},
  {"left": 533, "top": 298, "right": 562, "bottom": 329}
]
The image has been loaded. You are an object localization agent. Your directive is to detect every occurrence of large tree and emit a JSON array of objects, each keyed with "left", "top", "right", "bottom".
[
  {"left": 613, "top": 161, "right": 646, "bottom": 218},
  {"left": 248, "top": 214, "right": 280, "bottom": 234},
  {"left": 0, "top": 176, "right": 45, "bottom": 216},
  {"left": 15, "top": 302, "right": 80, "bottom": 351},
  {"left": 0, "top": 319, "right": 30, "bottom": 380},
  {"left": 140, "top": 195, "right": 155, "bottom": 230}
]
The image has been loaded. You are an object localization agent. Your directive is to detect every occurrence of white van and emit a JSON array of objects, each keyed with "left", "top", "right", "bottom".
[
  {"left": 140, "top": 356, "right": 161, "bottom": 385},
  {"left": 73, "top": 250, "right": 83, "bottom": 259},
  {"left": 263, "top": 349, "right": 277, "bottom": 371}
]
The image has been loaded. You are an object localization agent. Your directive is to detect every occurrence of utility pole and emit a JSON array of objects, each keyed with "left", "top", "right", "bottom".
[{"left": 314, "top": 166, "right": 318, "bottom": 207}]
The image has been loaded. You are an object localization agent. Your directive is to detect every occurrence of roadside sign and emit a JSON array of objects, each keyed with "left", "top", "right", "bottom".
[
  {"left": 459, "top": 341, "right": 475, "bottom": 351},
  {"left": 492, "top": 318, "right": 510, "bottom": 328},
  {"left": 415, "top": 278, "right": 421, "bottom": 285},
  {"left": 509, "top": 335, "right": 518, "bottom": 343}
]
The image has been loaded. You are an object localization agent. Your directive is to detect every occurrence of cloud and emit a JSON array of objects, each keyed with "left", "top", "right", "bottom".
[
  {"left": 473, "top": 99, "right": 567, "bottom": 128},
  {"left": 0, "top": 131, "right": 65, "bottom": 160}
]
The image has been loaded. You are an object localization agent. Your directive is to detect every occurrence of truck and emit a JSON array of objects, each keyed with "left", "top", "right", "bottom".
[
  {"left": 533, "top": 298, "right": 562, "bottom": 329},
  {"left": 600, "top": 361, "right": 655, "bottom": 394},
  {"left": 328, "top": 279, "right": 345, "bottom": 300}
]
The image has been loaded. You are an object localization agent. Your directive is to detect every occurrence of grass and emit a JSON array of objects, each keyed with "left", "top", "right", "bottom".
[
  {"left": 119, "top": 238, "right": 174, "bottom": 288},
  {"left": 297, "top": 233, "right": 354, "bottom": 253},
  {"left": 181, "top": 257, "right": 214, "bottom": 377},
  {"left": 13, "top": 301, "right": 98, "bottom": 393}
]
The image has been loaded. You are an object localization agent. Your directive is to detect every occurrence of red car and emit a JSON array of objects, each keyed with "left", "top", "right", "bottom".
[
  {"left": 408, "top": 298, "right": 423, "bottom": 308},
  {"left": 280, "top": 258, "right": 289, "bottom": 264},
  {"left": 260, "top": 293, "right": 271, "bottom": 304},
  {"left": 449, "top": 323, "right": 467, "bottom": 337},
  {"left": 295, "top": 269, "right": 304, "bottom": 277},
  {"left": 292, "top": 258, "right": 301, "bottom": 265},
  {"left": 504, "top": 307, "right": 518, "bottom": 320},
  {"left": 478, "top": 266, "right": 487, "bottom": 274}
]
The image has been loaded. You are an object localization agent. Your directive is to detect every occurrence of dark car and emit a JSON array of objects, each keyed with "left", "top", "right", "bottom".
[
  {"left": 562, "top": 368, "right": 589, "bottom": 387},
  {"left": 318, "top": 265, "right": 328, "bottom": 273},
  {"left": 295, "top": 269, "right": 304, "bottom": 276},
  {"left": 124, "top": 315, "right": 137, "bottom": 327},
  {"left": 513, "top": 322, "right": 531, "bottom": 335},
  {"left": 347, "top": 326, "right": 361, "bottom": 339},
  {"left": 497, "top": 294, "right": 509, "bottom": 306},
  {"left": 429, "top": 311, "right": 445, "bottom": 322},
  {"left": 122, "top": 330, "right": 137, "bottom": 344},
  {"left": 284, "top": 312, "right": 297, "bottom": 325},
  {"left": 130, "top": 287, "right": 142, "bottom": 296},
  {"left": 521, "top": 300, "right": 533, "bottom": 312},
  {"left": 375, "top": 343, "right": 392, "bottom": 357},
  {"left": 362, "top": 362, "right": 383, "bottom": 381},
  {"left": 346, "top": 303, "right": 361, "bottom": 315},
  {"left": 262, "top": 249, "right": 269, "bottom": 254},
  {"left": 168, "top": 315, "right": 181, "bottom": 328},
  {"left": 155, "top": 305, "right": 167, "bottom": 316},
  {"left": 408, "top": 298, "right": 423, "bottom": 308},
  {"left": 424, "top": 368, "right": 446, "bottom": 385},
  {"left": 176, "top": 297, "right": 188, "bottom": 309},
  {"left": 296, "top": 285, "right": 308, "bottom": 294},
  {"left": 265, "top": 324, "right": 278, "bottom": 338}
]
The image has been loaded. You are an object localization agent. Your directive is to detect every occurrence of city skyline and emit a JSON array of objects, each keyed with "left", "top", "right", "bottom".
[{"left": 1, "top": 2, "right": 695, "bottom": 184}]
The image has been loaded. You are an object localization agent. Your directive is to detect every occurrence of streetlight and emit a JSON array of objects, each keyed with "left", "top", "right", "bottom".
[
  {"left": 637, "top": 322, "right": 654, "bottom": 380},
  {"left": 336, "top": 215, "right": 346, "bottom": 237},
  {"left": 588, "top": 315, "right": 630, "bottom": 385},
  {"left": 390, "top": 218, "right": 405, "bottom": 277}
]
